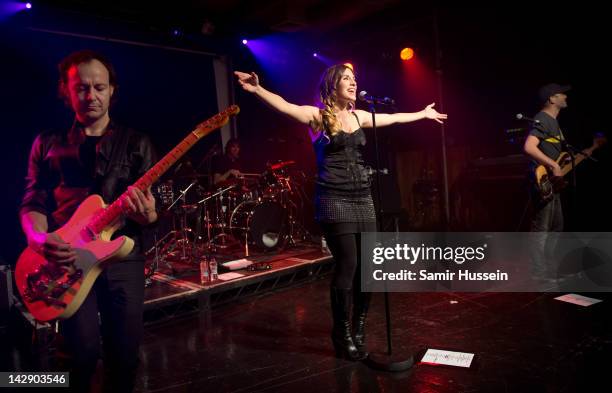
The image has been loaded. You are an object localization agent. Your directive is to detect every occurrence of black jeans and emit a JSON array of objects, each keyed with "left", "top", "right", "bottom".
[
  {"left": 61, "top": 259, "right": 144, "bottom": 393},
  {"left": 530, "top": 194, "right": 564, "bottom": 279}
]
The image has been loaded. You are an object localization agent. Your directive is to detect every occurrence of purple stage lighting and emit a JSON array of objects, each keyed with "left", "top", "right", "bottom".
[
  {"left": 312, "top": 52, "right": 334, "bottom": 66},
  {"left": 242, "top": 39, "right": 248, "bottom": 45},
  {"left": 1, "top": 1, "right": 32, "bottom": 19}
]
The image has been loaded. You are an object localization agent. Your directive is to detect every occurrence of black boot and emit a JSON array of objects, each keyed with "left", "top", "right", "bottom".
[
  {"left": 352, "top": 290, "right": 372, "bottom": 357},
  {"left": 330, "top": 287, "right": 363, "bottom": 360}
]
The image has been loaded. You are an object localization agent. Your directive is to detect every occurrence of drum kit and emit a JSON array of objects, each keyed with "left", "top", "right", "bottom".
[{"left": 145, "top": 159, "right": 311, "bottom": 277}]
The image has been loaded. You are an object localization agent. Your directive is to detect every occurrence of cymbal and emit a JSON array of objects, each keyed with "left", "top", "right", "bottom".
[
  {"left": 215, "top": 179, "right": 240, "bottom": 188},
  {"left": 215, "top": 175, "right": 259, "bottom": 185},
  {"left": 268, "top": 160, "right": 296, "bottom": 170},
  {"left": 175, "top": 173, "right": 211, "bottom": 179}
]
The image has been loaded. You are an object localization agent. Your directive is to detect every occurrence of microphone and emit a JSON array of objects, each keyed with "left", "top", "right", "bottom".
[
  {"left": 359, "top": 91, "right": 395, "bottom": 106},
  {"left": 516, "top": 113, "right": 541, "bottom": 124}
]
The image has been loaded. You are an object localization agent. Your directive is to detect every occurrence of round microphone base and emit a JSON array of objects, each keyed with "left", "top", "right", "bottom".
[{"left": 363, "top": 352, "right": 414, "bottom": 372}]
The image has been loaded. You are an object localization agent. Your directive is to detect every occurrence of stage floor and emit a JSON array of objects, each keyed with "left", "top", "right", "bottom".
[
  {"left": 135, "top": 282, "right": 612, "bottom": 393},
  {"left": 3, "top": 255, "right": 611, "bottom": 392}
]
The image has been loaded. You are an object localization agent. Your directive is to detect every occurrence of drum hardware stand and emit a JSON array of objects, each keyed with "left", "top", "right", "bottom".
[
  {"left": 166, "top": 181, "right": 197, "bottom": 211},
  {"left": 244, "top": 231, "right": 249, "bottom": 257},
  {"left": 197, "top": 184, "right": 237, "bottom": 250},
  {"left": 285, "top": 198, "right": 298, "bottom": 247},
  {"left": 284, "top": 183, "right": 313, "bottom": 246},
  {"left": 145, "top": 231, "right": 177, "bottom": 277},
  {"left": 192, "top": 203, "right": 204, "bottom": 263},
  {"left": 164, "top": 181, "right": 198, "bottom": 261},
  {"left": 202, "top": 201, "right": 215, "bottom": 254},
  {"left": 144, "top": 232, "right": 159, "bottom": 287}
]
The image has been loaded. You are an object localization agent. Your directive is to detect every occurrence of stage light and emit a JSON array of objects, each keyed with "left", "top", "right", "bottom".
[
  {"left": 242, "top": 39, "right": 248, "bottom": 45},
  {"left": 313, "top": 52, "right": 318, "bottom": 57},
  {"left": 400, "top": 47, "right": 414, "bottom": 61},
  {"left": 25, "top": 3, "right": 32, "bottom": 9}
]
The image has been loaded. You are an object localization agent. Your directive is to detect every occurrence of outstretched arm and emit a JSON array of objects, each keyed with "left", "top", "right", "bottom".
[
  {"left": 234, "top": 71, "right": 319, "bottom": 125},
  {"left": 355, "top": 103, "right": 447, "bottom": 128}
]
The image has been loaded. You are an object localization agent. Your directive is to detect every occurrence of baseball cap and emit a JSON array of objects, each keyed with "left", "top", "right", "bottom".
[{"left": 539, "top": 83, "right": 571, "bottom": 105}]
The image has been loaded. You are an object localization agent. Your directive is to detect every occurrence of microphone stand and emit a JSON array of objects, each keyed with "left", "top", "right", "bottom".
[
  {"left": 196, "top": 145, "right": 220, "bottom": 188},
  {"left": 363, "top": 100, "right": 414, "bottom": 372}
]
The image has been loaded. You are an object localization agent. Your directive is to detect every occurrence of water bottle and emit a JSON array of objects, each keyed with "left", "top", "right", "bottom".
[
  {"left": 200, "top": 257, "right": 210, "bottom": 284},
  {"left": 209, "top": 256, "right": 218, "bottom": 281},
  {"left": 321, "top": 236, "right": 330, "bottom": 254}
]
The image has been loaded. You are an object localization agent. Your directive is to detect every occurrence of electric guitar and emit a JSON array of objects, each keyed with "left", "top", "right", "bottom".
[
  {"left": 534, "top": 134, "right": 606, "bottom": 202},
  {"left": 15, "top": 105, "right": 240, "bottom": 322}
]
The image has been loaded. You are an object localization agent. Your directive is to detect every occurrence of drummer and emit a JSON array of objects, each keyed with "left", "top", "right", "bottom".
[{"left": 212, "top": 138, "right": 244, "bottom": 187}]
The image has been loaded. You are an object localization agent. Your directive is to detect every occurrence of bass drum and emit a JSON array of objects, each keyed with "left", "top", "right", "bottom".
[{"left": 230, "top": 200, "right": 287, "bottom": 250}]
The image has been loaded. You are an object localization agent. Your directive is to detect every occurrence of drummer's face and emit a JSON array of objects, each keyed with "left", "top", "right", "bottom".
[{"left": 229, "top": 144, "right": 240, "bottom": 158}]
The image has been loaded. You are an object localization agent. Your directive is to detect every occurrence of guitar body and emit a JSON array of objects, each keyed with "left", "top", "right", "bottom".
[
  {"left": 534, "top": 152, "right": 570, "bottom": 202},
  {"left": 534, "top": 134, "right": 606, "bottom": 203},
  {"left": 15, "top": 195, "right": 133, "bottom": 322}
]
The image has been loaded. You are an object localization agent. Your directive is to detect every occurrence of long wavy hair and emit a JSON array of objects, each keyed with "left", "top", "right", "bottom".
[{"left": 310, "top": 64, "right": 355, "bottom": 137}]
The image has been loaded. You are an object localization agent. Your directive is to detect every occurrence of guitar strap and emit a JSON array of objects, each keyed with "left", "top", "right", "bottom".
[{"left": 533, "top": 122, "right": 565, "bottom": 154}]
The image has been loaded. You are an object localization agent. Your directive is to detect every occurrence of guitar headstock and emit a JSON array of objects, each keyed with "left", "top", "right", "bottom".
[{"left": 193, "top": 105, "right": 240, "bottom": 139}]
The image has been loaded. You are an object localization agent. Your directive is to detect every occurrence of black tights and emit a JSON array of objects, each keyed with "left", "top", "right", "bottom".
[{"left": 326, "top": 233, "right": 364, "bottom": 290}]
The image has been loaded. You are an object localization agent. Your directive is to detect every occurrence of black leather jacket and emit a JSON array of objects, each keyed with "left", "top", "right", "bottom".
[{"left": 20, "top": 120, "right": 157, "bottom": 245}]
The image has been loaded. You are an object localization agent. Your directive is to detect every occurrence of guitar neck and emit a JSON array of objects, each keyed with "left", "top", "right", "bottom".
[
  {"left": 90, "top": 106, "right": 239, "bottom": 232},
  {"left": 559, "top": 150, "right": 591, "bottom": 177},
  {"left": 558, "top": 135, "right": 607, "bottom": 177}
]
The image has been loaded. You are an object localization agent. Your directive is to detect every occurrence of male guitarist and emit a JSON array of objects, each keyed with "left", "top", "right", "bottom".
[
  {"left": 523, "top": 83, "right": 575, "bottom": 281},
  {"left": 19, "top": 50, "right": 157, "bottom": 392}
]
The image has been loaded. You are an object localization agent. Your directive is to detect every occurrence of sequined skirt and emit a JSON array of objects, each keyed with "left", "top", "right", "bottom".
[{"left": 315, "top": 194, "right": 377, "bottom": 224}]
